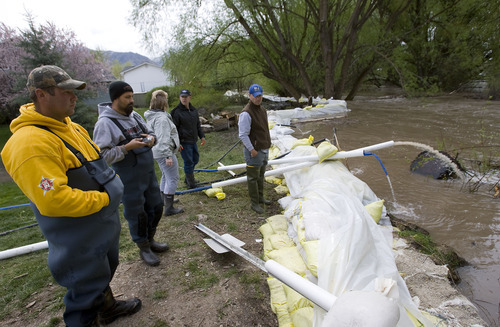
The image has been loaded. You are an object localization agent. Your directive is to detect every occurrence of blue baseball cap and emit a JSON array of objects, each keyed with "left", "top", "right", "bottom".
[{"left": 249, "top": 84, "right": 263, "bottom": 97}]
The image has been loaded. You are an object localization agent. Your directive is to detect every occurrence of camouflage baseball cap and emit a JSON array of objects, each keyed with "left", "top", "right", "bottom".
[{"left": 27, "top": 65, "right": 86, "bottom": 93}]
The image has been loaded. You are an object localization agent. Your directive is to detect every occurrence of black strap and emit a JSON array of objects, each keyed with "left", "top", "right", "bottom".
[
  {"left": 107, "top": 113, "right": 148, "bottom": 143},
  {"left": 34, "top": 125, "right": 100, "bottom": 165}
]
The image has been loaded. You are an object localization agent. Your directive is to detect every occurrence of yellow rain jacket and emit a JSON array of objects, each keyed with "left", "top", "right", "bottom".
[{"left": 1, "top": 103, "right": 109, "bottom": 217}]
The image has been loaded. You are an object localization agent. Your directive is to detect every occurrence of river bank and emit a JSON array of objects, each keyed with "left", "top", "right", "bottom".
[{"left": 0, "top": 98, "right": 495, "bottom": 326}]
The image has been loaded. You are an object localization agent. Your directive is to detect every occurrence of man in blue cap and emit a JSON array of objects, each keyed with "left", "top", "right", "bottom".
[
  {"left": 171, "top": 89, "right": 206, "bottom": 189},
  {"left": 238, "top": 84, "right": 272, "bottom": 213}
]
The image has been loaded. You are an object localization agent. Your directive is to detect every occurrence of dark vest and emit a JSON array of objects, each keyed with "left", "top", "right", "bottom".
[{"left": 242, "top": 101, "right": 271, "bottom": 151}]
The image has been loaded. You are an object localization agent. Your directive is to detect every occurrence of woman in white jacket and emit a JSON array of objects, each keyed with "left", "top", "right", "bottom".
[{"left": 145, "top": 90, "right": 183, "bottom": 215}]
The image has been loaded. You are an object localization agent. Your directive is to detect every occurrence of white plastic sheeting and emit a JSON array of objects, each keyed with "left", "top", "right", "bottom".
[{"left": 266, "top": 104, "right": 433, "bottom": 326}]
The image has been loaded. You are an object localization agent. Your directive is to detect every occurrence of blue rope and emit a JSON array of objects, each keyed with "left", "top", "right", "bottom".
[
  {"left": 194, "top": 169, "right": 219, "bottom": 172},
  {"left": 0, "top": 203, "right": 30, "bottom": 211},
  {"left": 363, "top": 151, "right": 388, "bottom": 176},
  {"left": 175, "top": 185, "right": 212, "bottom": 195}
]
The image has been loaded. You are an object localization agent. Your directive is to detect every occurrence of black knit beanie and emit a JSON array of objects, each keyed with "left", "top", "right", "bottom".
[{"left": 109, "top": 81, "right": 133, "bottom": 101}]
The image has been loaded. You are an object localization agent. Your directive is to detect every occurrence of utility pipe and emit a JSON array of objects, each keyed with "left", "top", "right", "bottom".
[
  {"left": 212, "top": 161, "right": 315, "bottom": 188},
  {"left": 218, "top": 140, "right": 395, "bottom": 171},
  {"left": 0, "top": 241, "right": 48, "bottom": 260},
  {"left": 265, "top": 259, "right": 337, "bottom": 312}
]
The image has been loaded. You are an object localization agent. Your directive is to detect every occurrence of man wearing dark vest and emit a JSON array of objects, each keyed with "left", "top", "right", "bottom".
[
  {"left": 238, "top": 84, "right": 272, "bottom": 213},
  {"left": 1, "top": 66, "right": 141, "bottom": 326},
  {"left": 93, "top": 81, "right": 168, "bottom": 267}
]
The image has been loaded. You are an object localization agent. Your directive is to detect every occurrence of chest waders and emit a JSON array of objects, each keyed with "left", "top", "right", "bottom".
[
  {"left": 107, "top": 117, "right": 164, "bottom": 266},
  {"left": 32, "top": 126, "right": 123, "bottom": 326}
]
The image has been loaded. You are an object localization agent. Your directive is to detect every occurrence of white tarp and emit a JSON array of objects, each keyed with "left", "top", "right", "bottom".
[{"left": 265, "top": 105, "right": 433, "bottom": 326}]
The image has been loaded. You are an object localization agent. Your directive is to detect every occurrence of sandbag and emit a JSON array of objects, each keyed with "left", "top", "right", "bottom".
[
  {"left": 365, "top": 199, "right": 385, "bottom": 224},
  {"left": 267, "top": 246, "right": 308, "bottom": 277},
  {"left": 267, "top": 215, "right": 288, "bottom": 233},
  {"left": 316, "top": 141, "right": 338, "bottom": 163}
]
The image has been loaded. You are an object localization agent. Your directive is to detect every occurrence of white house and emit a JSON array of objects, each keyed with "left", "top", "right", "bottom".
[{"left": 120, "top": 62, "right": 172, "bottom": 93}]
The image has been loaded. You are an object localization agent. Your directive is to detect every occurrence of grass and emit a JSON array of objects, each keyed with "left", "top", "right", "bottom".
[{"left": 0, "top": 122, "right": 281, "bottom": 323}]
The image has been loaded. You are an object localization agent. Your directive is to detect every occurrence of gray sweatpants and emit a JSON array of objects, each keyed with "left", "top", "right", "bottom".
[{"left": 156, "top": 155, "right": 180, "bottom": 194}]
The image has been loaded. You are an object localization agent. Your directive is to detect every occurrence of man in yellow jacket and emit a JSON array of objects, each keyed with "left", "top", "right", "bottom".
[{"left": 1, "top": 66, "right": 141, "bottom": 327}]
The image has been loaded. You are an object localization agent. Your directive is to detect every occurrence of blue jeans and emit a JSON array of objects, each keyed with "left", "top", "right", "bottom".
[{"left": 180, "top": 143, "right": 199, "bottom": 174}]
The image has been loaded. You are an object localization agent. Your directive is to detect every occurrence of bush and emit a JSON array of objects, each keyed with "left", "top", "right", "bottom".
[
  {"left": 70, "top": 103, "right": 98, "bottom": 133},
  {"left": 145, "top": 86, "right": 234, "bottom": 116}
]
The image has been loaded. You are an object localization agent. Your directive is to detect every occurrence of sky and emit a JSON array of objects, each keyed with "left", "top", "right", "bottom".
[{"left": 1, "top": 0, "right": 153, "bottom": 58}]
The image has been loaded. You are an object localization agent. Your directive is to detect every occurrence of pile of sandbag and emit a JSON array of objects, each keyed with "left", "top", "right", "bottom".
[{"left": 259, "top": 113, "right": 436, "bottom": 326}]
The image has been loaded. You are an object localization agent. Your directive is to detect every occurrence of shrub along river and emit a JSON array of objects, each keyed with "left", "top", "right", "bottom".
[{"left": 298, "top": 94, "right": 499, "bottom": 326}]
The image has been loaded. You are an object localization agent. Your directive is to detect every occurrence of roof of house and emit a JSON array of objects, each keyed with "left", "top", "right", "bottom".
[{"left": 121, "top": 62, "right": 163, "bottom": 75}]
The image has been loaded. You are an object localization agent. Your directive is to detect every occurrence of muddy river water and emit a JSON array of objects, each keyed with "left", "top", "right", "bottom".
[{"left": 296, "top": 95, "right": 499, "bottom": 326}]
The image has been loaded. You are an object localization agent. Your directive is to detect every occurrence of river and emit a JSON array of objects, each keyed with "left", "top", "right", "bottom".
[{"left": 298, "top": 94, "right": 499, "bottom": 326}]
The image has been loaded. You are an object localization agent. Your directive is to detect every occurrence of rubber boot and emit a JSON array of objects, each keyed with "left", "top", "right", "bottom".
[
  {"left": 185, "top": 173, "right": 198, "bottom": 189},
  {"left": 247, "top": 166, "right": 264, "bottom": 214},
  {"left": 164, "top": 194, "right": 184, "bottom": 216},
  {"left": 99, "top": 287, "right": 142, "bottom": 325},
  {"left": 184, "top": 175, "right": 199, "bottom": 186},
  {"left": 258, "top": 165, "right": 271, "bottom": 205},
  {"left": 161, "top": 191, "right": 178, "bottom": 203},
  {"left": 137, "top": 241, "right": 160, "bottom": 266},
  {"left": 148, "top": 229, "right": 170, "bottom": 253}
]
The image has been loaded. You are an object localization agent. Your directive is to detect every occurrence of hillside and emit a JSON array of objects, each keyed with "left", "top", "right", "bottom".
[{"left": 103, "top": 50, "right": 161, "bottom": 67}]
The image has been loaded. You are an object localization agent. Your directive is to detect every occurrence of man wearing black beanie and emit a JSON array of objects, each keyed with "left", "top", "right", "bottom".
[{"left": 93, "top": 81, "right": 169, "bottom": 267}]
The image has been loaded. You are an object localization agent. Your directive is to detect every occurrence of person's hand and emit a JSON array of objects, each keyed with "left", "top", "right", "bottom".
[
  {"left": 201, "top": 138, "right": 206, "bottom": 146},
  {"left": 140, "top": 134, "right": 155, "bottom": 147},
  {"left": 166, "top": 157, "right": 173, "bottom": 167},
  {"left": 125, "top": 138, "right": 147, "bottom": 151},
  {"left": 179, "top": 145, "right": 183, "bottom": 152},
  {"left": 250, "top": 149, "right": 258, "bottom": 157}
]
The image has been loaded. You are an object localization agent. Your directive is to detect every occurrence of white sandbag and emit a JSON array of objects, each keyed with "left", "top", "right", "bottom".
[{"left": 322, "top": 291, "right": 400, "bottom": 327}]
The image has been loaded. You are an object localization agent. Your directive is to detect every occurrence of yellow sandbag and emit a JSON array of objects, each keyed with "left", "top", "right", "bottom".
[
  {"left": 304, "top": 105, "right": 313, "bottom": 109},
  {"left": 259, "top": 223, "right": 274, "bottom": 238},
  {"left": 265, "top": 175, "right": 282, "bottom": 185},
  {"left": 203, "top": 187, "right": 225, "bottom": 200},
  {"left": 269, "top": 145, "right": 281, "bottom": 159},
  {"left": 267, "top": 215, "right": 288, "bottom": 233},
  {"left": 268, "top": 121, "right": 276, "bottom": 129},
  {"left": 267, "top": 247, "right": 307, "bottom": 276},
  {"left": 301, "top": 240, "right": 319, "bottom": 277},
  {"left": 268, "top": 277, "right": 288, "bottom": 310},
  {"left": 290, "top": 307, "right": 314, "bottom": 327},
  {"left": 365, "top": 199, "right": 385, "bottom": 224},
  {"left": 268, "top": 278, "right": 293, "bottom": 326},
  {"left": 316, "top": 141, "right": 338, "bottom": 163},
  {"left": 274, "top": 184, "right": 289, "bottom": 195},
  {"left": 283, "top": 284, "right": 313, "bottom": 313},
  {"left": 291, "top": 135, "right": 314, "bottom": 149},
  {"left": 269, "top": 233, "right": 295, "bottom": 250}
]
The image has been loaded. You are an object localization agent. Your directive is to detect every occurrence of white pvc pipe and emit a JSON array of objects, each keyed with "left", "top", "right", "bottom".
[
  {"left": 212, "top": 161, "right": 315, "bottom": 188},
  {"left": 0, "top": 241, "right": 48, "bottom": 260},
  {"left": 218, "top": 140, "right": 394, "bottom": 171},
  {"left": 359, "top": 140, "right": 394, "bottom": 152},
  {"left": 265, "top": 259, "right": 337, "bottom": 312}
]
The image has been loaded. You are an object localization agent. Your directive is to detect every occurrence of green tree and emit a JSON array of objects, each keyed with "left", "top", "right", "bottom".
[
  {"left": 110, "top": 59, "right": 133, "bottom": 80},
  {"left": 131, "top": 0, "right": 499, "bottom": 99},
  {"left": 0, "top": 17, "right": 110, "bottom": 128}
]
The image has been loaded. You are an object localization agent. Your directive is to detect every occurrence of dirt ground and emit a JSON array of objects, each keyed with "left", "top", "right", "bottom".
[{"left": 2, "top": 220, "right": 488, "bottom": 326}]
